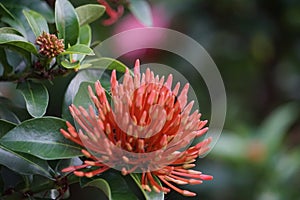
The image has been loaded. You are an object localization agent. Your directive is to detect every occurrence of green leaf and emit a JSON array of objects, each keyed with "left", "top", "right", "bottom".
[
  {"left": 0, "top": 103, "right": 20, "bottom": 124},
  {"left": 79, "top": 25, "right": 92, "bottom": 46},
  {"left": 82, "top": 57, "right": 128, "bottom": 73},
  {"left": 0, "top": 145, "right": 52, "bottom": 178},
  {"left": 75, "top": 4, "right": 106, "bottom": 26},
  {"left": 0, "top": 3, "right": 26, "bottom": 37},
  {"left": 0, "top": 119, "right": 16, "bottom": 138},
  {"left": 0, "top": 117, "right": 83, "bottom": 160},
  {"left": 62, "top": 44, "right": 94, "bottom": 55},
  {"left": 17, "top": 81, "right": 49, "bottom": 118},
  {"left": 130, "top": 173, "right": 164, "bottom": 200},
  {"left": 101, "top": 171, "right": 138, "bottom": 200},
  {"left": 259, "top": 103, "right": 299, "bottom": 154},
  {"left": 81, "top": 172, "right": 144, "bottom": 199},
  {"left": 2, "top": 41, "right": 32, "bottom": 68},
  {"left": 0, "top": 27, "right": 22, "bottom": 35},
  {"left": 0, "top": 0, "right": 54, "bottom": 23},
  {"left": 55, "top": 0, "right": 80, "bottom": 46},
  {"left": 23, "top": 10, "right": 49, "bottom": 37},
  {"left": 0, "top": 33, "right": 38, "bottom": 55},
  {"left": 73, "top": 81, "right": 95, "bottom": 111},
  {"left": 81, "top": 177, "right": 111, "bottom": 199},
  {"left": 62, "top": 69, "right": 104, "bottom": 122},
  {"left": 61, "top": 60, "right": 80, "bottom": 69},
  {"left": 0, "top": 47, "right": 13, "bottom": 75},
  {"left": 128, "top": 0, "right": 153, "bottom": 27},
  {"left": 72, "top": 25, "right": 92, "bottom": 63}
]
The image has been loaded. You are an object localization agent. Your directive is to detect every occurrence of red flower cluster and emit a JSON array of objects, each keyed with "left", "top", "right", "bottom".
[
  {"left": 60, "top": 60, "right": 212, "bottom": 196},
  {"left": 97, "top": 0, "right": 124, "bottom": 25}
]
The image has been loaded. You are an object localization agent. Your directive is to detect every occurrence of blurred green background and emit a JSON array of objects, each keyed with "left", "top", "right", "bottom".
[{"left": 76, "top": 0, "right": 300, "bottom": 199}]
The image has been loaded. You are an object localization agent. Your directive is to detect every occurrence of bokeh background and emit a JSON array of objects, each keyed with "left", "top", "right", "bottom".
[{"left": 72, "top": 0, "right": 300, "bottom": 199}]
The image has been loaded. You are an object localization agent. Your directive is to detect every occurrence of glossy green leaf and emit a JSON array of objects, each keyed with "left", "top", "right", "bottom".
[
  {"left": 55, "top": 0, "right": 80, "bottom": 46},
  {"left": 0, "top": 0, "right": 54, "bottom": 23},
  {"left": 0, "top": 3, "right": 15, "bottom": 19},
  {"left": 2, "top": 41, "right": 32, "bottom": 68},
  {"left": 79, "top": 25, "right": 92, "bottom": 46},
  {"left": 0, "top": 119, "right": 16, "bottom": 138},
  {"left": 62, "top": 44, "right": 94, "bottom": 55},
  {"left": 101, "top": 171, "right": 138, "bottom": 200},
  {"left": 81, "top": 177, "right": 111, "bottom": 199},
  {"left": 259, "top": 103, "right": 299, "bottom": 154},
  {"left": 0, "top": 104, "right": 20, "bottom": 124},
  {"left": 82, "top": 57, "right": 128, "bottom": 73},
  {"left": 17, "top": 81, "right": 49, "bottom": 118},
  {"left": 0, "top": 117, "right": 83, "bottom": 160},
  {"left": 61, "top": 60, "right": 80, "bottom": 69},
  {"left": 71, "top": 25, "right": 92, "bottom": 63},
  {"left": 75, "top": 4, "right": 106, "bottom": 26},
  {"left": 62, "top": 69, "right": 104, "bottom": 122},
  {"left": 0, "top": 145, "right": 52, "bottom": 178},
  {"left": 73, "top": 81, "right": 95, "bottom": 111},
  {"left": 130, "top": 173, "right": 164, "bottom": 200},
  {"left": 23, "top": 10, "right": 49, "bottom": 37},
  {"left": 0, "top": 47, "right": 13, "bottom": 75},
  {"left": 0, "top": 33, "right": 38, "bottom": 55},
  {"left": 0, "top": 27, "right": 22, "bottom": 35},
  {"left": 0, "top": 3, "right": 26, "bottom": 36},
  {"left": 128, "top": 0, "right": 153, "bottom": 27}
]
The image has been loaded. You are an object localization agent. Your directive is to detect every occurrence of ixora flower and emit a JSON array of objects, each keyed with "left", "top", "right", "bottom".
[
  {"left": 60, "top": 60, "right": 213, "bottom": 196},
  {"left": 36, "top": 31, "right": 64, "bottom": 58}
]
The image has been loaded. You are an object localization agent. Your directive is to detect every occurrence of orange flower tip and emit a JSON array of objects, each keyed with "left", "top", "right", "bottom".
[
  {"left": 65, "top": 121, "right": 72, "bottom": 127},
  {"left": 61, "top": 166, "right": 75, "bottom": 173},
  {"left": 163, "top": 187, "right": 171, "bottom": 193},
  {"left": 84, "top": 161, "right": 96, "bottom": 166},
  {"left": 122, "top": 156, "right": 129, "bottom": 163},
  {"left": 186, "top": 169, "right": 202, "bottom": 175},
  {"left": 81, "top": 149, "right": 92, "bottom": 158},
  {"left": 174, "top": 180, "right": 188, "bottom": 185},
  {"left": 85, "top": 172, "right": 95, "bottom": 178},
  {"left": 60, "top": 129, "right": 70, "bottom": 138},
  {"left": 68, "top": 130, "right": 78, "bottom": 138},
  {"left": 142, "top": 184, "right": 151, "bottom": 192},
  {"left": 74, "top": 171, "right": 85, "bottom": 177},
  {"left": 159, "top": 134, "right": 168, "bottom": 147},
  {"left": 165, "top": 176, "right": 175, "bottom": 182},
  {"left": 188, "top": 179, "right": 203, "bottom": 185},
  {"left": 121, "top": 167, "right": 127, "bottom": 175},
  {"left": 135, "top": 59, "right": 140, "bottom": 68},
  {"left": 182, "top": 190, "right": 196, "bottom": 197},
  {"left": 200, "top": 174, "right": 213, "bottom": 180},
  {"left": 185, "top": 158, "right": 196, "bottom": 164},
  {"left": 152, "top": 186, "right": 161, "bottom": 193},
  {"left": 101, "top": 155, "right": 109, "bottom": 161},
  {"left": 87, "top": 85, "right": 93, "bottom": 94},
  {"left": 183, "top": 164, "right": 196, "bottom": 169}
]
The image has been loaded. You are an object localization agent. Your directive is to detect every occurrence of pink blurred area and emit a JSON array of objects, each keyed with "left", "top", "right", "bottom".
[{"left": 112, "top": 6, "right": 170, "bottom": 60}]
